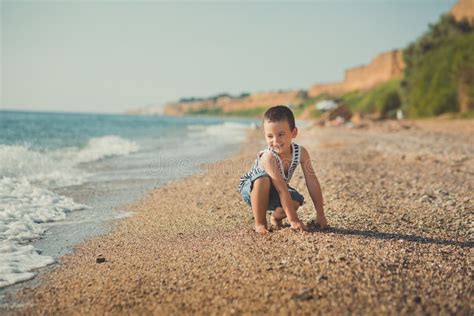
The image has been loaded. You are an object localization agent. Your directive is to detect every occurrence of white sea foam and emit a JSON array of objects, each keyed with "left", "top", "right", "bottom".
[
  {"left": 0, "top": 144, "right": 85, "bottom": 187},
  {"left": 0, "top": 177, "right": 87, "bottom": 288},
  {"left": 0, "top": 243, "right": 55, "bottom": 288},
  {"left": 0, "top": 135, "right": 138, "bottom": 288}
]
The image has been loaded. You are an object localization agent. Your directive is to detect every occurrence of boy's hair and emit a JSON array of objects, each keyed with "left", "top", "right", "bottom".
[{"left": 263, "top": 105, "right": 296, "bottom": 130}]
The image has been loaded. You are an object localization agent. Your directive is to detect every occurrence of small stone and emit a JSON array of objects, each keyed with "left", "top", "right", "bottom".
[{"left": 96, "top": 255, "right": 106, "bottom": 264}]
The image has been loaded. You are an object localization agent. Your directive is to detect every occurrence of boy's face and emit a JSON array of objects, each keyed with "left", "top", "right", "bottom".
[{"left": 263, "top": 119, "right": 298, "bottom": 155}]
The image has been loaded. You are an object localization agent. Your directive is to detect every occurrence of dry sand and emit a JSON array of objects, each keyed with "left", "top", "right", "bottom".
[{"left": 4, "top": 119, "right": 473, "bottom": 315}]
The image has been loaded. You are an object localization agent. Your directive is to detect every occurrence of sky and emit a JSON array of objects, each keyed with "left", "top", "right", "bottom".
[{"left": 1, "top": 0, "right": 458, "bottom": 114}]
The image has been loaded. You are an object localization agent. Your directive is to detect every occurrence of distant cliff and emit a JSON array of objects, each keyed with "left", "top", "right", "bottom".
[
  {"left": 308, "top": 49, "right": 405, "bottom": 98},
  {"left": 132, "top": 49, "right": 406, "bottom": 117},
  {"left": 162, "top": 90, "right": 306, "bottom": 116},
  {"left": 160, "top": 48, "right": 405, "bottom": 117}
]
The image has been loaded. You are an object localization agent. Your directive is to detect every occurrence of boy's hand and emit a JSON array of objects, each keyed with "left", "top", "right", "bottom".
[
  {"left": 313, "top": 215, "right": 328, "bottom": 230},
  {"left": 290, "top": 220, "right": 307, "bottom": 231}
]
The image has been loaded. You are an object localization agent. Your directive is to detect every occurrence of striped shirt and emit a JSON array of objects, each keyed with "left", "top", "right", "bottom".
[{"left": 239, "top": 142, "right": 301, "bottom": 191}]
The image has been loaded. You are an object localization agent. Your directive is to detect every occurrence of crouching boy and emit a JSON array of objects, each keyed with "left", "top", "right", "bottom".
[{"left": 239, "top": 105, "right": 328, "bottom": 234}]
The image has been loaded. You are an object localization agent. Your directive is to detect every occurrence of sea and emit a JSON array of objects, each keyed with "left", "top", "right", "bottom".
[{"left": 0, "top": 110, "right": 257, "bottom": 291}]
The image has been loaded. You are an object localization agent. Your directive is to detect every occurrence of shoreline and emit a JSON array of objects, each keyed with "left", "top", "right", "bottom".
[
  {"left": 0, "top": 114, "right": 255, "bottom": 298},
  {"left": 0, "top": 126, "right": 263, "bottom": 311},
  {"left": 2, "top": 120, "right": 473, "bottom": 315}
]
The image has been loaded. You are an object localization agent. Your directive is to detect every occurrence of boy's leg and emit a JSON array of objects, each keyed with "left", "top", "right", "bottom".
[
  {"left": 270, "top": 201, "right": 301, "bottom": 228},
  {"left": 250, "top": 177, "right": 271, "bottom": 234}
]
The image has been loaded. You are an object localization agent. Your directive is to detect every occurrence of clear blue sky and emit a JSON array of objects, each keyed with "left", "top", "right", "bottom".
[{"left": 1, "top": 0, "right": 458, "bottom": 113}]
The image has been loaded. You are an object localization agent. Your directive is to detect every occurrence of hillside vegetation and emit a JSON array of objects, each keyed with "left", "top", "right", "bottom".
[
  {"left": 339, "top": 15, "right": 474, "bottom": 118},
  {"left": 340, "top": 80, "right": 401, "bottom": 118},
  {"left": 402, "top": 15, "right": 474, "bottom": 117}
]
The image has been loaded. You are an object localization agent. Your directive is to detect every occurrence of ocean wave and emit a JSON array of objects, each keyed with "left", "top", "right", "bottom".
[
  {"left": 0, "top": 177, "right": 88, "bottom": 288},
  {"left": 0, "top": 144, "right": 86, "bottom": 187},
  {"left": 0, "top": 135, "right": 138, "bottom": 288},
  {"left": 0, "top": 135, "right": 139, "bottom": 187},
  {"left": 69, "top": 135, "right": 140, "bottom": 164}
]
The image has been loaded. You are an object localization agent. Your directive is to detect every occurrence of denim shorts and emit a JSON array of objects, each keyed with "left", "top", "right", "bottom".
[{"left": 239, "top": 171, "right": 304, "bottom": 211}]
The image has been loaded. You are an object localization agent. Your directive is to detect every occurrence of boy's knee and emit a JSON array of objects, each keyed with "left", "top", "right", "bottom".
[{"left": 253, "top": 176, "right": 271, "bottom": 189}]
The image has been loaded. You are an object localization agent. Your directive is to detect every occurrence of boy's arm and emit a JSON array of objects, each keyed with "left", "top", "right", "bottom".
[
  {"left": 260, "top": 152, "right": 306, "bottom": 231},
  {"left": 300, "top": 146, "right": 328, "bottom": 228}
]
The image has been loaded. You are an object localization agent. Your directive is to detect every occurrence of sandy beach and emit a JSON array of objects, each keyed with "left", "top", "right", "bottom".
[{"left": 3, "top": 119, "right": 473, "bottom": 315}]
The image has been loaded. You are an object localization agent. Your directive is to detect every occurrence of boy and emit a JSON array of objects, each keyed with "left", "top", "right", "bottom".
[{"left": 239, "top": 105, "right": 328, "bottom": 234}]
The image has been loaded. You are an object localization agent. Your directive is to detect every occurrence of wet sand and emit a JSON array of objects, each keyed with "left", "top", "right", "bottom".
[{"left": 4, "top": 119, "right": 473, "bottom": 315}]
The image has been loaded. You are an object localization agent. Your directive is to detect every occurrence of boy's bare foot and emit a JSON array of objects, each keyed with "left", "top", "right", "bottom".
[
  {"left": 270, "top": 215, "right": 284, "bottom": 229},
  {"left": 255, "top": 224, "right": 269, "bottom": 235},
  {"left": 270, "top": 207, "right": 285, "bottom": 229}
]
